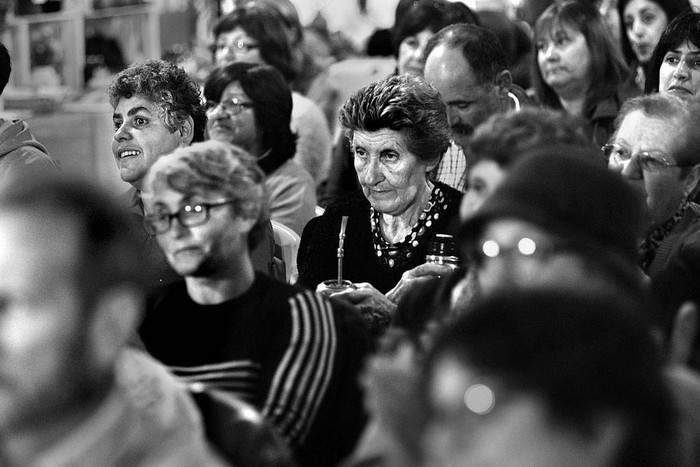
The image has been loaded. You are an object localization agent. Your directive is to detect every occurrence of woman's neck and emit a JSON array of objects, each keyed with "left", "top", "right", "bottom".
[
  {"left": 555, "top": 82, "right": 589, "bottom": 117},
  {"left": 185, "top": 259, "right": 255, "bottom": 305},
  {"left": 379, "top": 181, "right": 433, "bottom": 244}
]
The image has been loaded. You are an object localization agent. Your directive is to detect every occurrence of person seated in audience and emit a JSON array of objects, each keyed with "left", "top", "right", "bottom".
[
  {"left": 109, "top": 59, "right": 279, "bottom": 285},
  {"left": 422, "top": 23, "right": 529, "bottom": 192},
  {"left": 617, "top": 0, "right": 691, "bottom": 91},
  {"left": 0, "top": 42, "right": 58, "bottom": 185},
  {"left": 138, "top": 140, "right": 370, "bottom": 467},
  {"left": 0, "top": 173, "right": 223, "bottom": 466},
  {"left": 320, "top": 0, "right": 479, "bottom": 205},
  {"left": 460, "top": 106, "right": 594, "bottom": 219},
  {"left": 607, "top": 93, "right": 700, "bottom": 277},
  {"left": 204, "top": 62, "right": 316, "bottom": 235},
  {"left": 422, "top": 288, "right": 682, "bottom": 467},
  {"left": 296, "top": 74, "right": 462, "bottom": 335},
  {"left": 644, "top": 10, "right": 700, "bottom": 99},
  {"left": 212, "top": 2, "right": 332, "bottom": 187},
  {"left": 532, "top": 0, "right": 637, "bottom": 148}
]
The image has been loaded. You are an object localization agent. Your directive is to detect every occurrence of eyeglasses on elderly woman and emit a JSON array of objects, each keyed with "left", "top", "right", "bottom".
[{"left": 602, "top": 143, "right": 692, "bottom": 171}]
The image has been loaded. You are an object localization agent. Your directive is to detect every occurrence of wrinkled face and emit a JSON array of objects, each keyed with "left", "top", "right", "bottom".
[
  {"left": 213, "top": 26, "right": 264, "bottom": 67},
  {"left": 609, "top": 110, "right": 694, "bottom": 228},
  {"left": 537, "top": 25, "right": 592, "bottom": 98},
  {"left": 623, "top": 0, "right": 668, "bottom": 64},
  {"left": 206, "top": 81, "right": 262, "bottom": 155},
  {"left": 460, "top": 160, "right": 506, "bottom": 221},
  {"left": 143, "top": 178, "right": 252, "bottom": 278},
  {"left": 659, "top": 41, "right": 700, "bottom": 100},
  {"left": 423, "top": 353, "right": 616, "bottom": 467},
  {"left": 473, "top": 218, "right": 593, "bottom": 294},
  {"left": 397, "top": 29, "right": 434, "bottom": 77},
  {"left": 112, "top": 95, "right": 183, "bottom": 191},
  {"left": 352, "top": 129, "right": 434, "bottom": 217},
  {"left": 424, "top": 44, "right": 504, "bottom": 150},
  {"left": 0, "top": 211, "right": 95, "bottom": 432}
]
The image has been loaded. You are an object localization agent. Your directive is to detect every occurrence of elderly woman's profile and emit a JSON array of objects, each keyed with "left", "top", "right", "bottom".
[{"left": 297, "top": 74, "right": 462, "bottom": 334}]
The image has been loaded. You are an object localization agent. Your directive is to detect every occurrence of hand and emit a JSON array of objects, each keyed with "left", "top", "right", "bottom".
[
  {"left": 331, "top": 283, "right": 396, "bottom": 335},
  {"left": 385, "top": 263, "right": 457, "bottom": 306}
]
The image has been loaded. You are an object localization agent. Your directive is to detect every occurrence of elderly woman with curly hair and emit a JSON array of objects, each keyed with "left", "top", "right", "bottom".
[{"left": 297, "top": 74, "right": 462, "bottom": 333}]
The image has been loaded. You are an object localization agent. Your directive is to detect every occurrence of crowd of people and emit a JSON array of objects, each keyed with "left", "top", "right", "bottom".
[{"left": 3, "top": 0, "right": 700, "bottom": 465}]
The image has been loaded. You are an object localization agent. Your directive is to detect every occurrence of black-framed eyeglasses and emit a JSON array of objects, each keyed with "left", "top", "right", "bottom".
[
  {"left": 602, "top": 143, "right": 686, "bottom": 171},
  {"left": 144, "top": 200, "right": 235, "bottom": 235},
  {"left": 205, "top": 97, "right": 254, "bottom": 116}
]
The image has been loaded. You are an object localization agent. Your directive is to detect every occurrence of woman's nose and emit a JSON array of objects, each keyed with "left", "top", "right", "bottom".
[
  {"left": 631, "top": 20, "right": 644, "bottom": 37},
  {"left": 362, "top": 159, "right": 383, "bottom": 185},
  {"left": 674, "top": 60, "right": 690, "bottom": 80},
  {"left": 542, "top": 43, "right": 558, "bottom": 61}
]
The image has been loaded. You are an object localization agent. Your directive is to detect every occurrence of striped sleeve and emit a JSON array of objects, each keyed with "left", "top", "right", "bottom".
[{"left": 261, "top": 290, "right": 338, "bottom": 447}]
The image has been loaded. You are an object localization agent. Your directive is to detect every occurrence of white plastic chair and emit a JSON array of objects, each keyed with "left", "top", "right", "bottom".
[{"left": 271, "top": 220, "right": 301, "bottom": 283}]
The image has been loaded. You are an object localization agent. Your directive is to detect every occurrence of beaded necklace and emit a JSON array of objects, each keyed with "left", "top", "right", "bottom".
[{"left": 370, "top": 185, "right": 449, "bottom": 268}]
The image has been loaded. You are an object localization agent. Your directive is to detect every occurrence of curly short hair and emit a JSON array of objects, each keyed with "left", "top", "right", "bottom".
[
  {"left": 468, "top": 107, "right": 594, "bottom": 168},
  {"left": 338, "top": 74, "right": 450, "bottom": 166},
  {"left": 108, "top": 59, "right": 207, "bottom": 143},
  {"left": 615, "top": 93, "right": 700, "bottom": 169},
  {"left": 143, "top": 140, "right": 269, "bottom": 250}
]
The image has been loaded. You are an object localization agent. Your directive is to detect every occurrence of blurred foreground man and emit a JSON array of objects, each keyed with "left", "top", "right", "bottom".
[{"left": 0, "top": 174, "right": 223, "bottom": 466}]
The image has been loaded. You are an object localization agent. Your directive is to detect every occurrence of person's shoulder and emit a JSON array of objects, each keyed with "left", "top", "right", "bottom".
[{"left": 324, "top": 190, "right": 369, "bottom": 216}]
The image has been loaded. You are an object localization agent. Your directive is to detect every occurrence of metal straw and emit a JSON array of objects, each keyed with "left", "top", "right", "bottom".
[{"left": 337, "top": 216, "right": 349, "bottom": 285}]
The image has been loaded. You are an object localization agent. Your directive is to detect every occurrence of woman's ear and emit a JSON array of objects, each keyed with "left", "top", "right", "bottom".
[{"left": 177, "top": 115, "right": 195, "bottom": 147}]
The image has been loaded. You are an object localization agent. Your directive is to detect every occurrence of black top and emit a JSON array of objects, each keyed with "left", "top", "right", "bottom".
[
  {"left": 297, "top": 182, "right": 462, "bottom": 293},
  {"left": 140, "top": 273, "right": 370, "bottom": 466}
]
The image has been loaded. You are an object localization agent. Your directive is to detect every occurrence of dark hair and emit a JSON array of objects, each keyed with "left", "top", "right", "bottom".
[
  {"left": 0, "top": 173, "right": 145, "bottom": 310},
  {"left": 108, "top": 59, "right": 207, "bottom": 143},
  {"left": 203, "top": 62, "right": 296, "bottom": 175},
  {"left": 423, "top": 23, "right": 508, "bottom": 85},
  {"left": 617, "top": 0, "right": 691, "bottom": 65},
  {"left": 615, "top": 93, "right": 700, "bottom": 171},
  {"left": 338, "top": 74, "right": 450, "bottom": 166},
  {"left": 645, "top": 10, "right": 700, "bottom": 94},
  {"left": 392, "top": 0, "right": 479, "bottom": 57},
  {"left": 468, "top": 107, "right": 594, "bottom": 168},
  {"left": 144, "top": 140, "right": 269, "bottom": 250},
  {"left": 0, "top": 42, "right": 11, "bottom": 96},
  {"left": 212, "top": 4, "right": 297, "bottom": 82},
  {"left": 532, "top": 0, "right": 630, "bottom": 112},
  {"left": 425, "top": 289, "right": 679, "bottom": 467}
]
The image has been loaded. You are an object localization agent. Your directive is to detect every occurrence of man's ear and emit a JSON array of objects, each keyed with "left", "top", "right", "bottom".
[
  {"left": 494, "top": 70, "right": 513, "bottom": 101},
  {"left": 89, "top": 285, "right": 144, "bottom": 368},
  {"left": 684, "top": 165, "right": 700, "bottom": 199},
  {"left": 668, "top": 301, "right": 699, "bottom": 367},
  {"left": 177, "top": 115, "right": 195, "bottom": 147}
]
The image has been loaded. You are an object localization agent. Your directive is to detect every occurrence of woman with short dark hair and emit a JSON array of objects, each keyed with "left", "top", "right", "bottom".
[{"left": 297, "top": 74, "right": 461, "bottom": 335}]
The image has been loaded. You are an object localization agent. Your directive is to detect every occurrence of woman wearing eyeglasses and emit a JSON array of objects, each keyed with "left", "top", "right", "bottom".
[
  {"left": 607, "top": 93, "right": 700, "bottom": 276},
  {"left": 203, "top": 62, "right": 316, "bottom": 235},
  {"left": 210, "top": 3, "right": 332, "bottom": 188}
]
